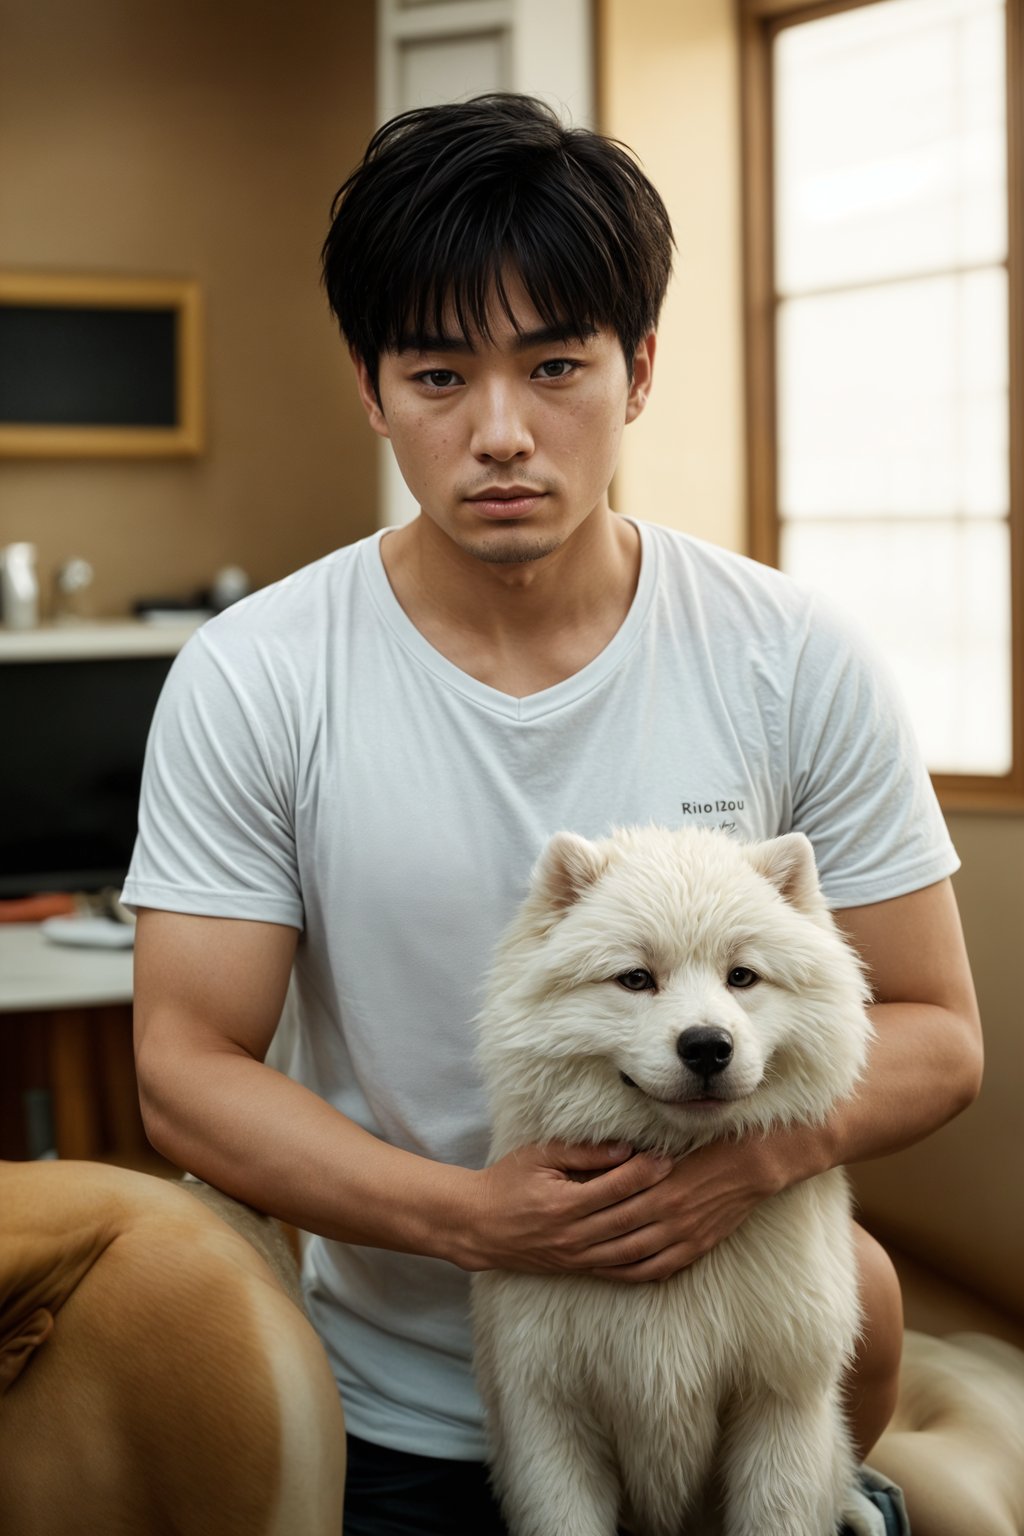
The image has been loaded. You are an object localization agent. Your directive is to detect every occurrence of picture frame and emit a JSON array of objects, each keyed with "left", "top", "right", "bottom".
[{"left": 0, "top": 271, "right": 203, "bottom": 457}]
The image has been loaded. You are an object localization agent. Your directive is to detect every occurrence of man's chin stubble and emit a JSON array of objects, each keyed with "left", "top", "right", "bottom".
[{"left": 463, "top": 532, "right": 564, "bottom": 566}]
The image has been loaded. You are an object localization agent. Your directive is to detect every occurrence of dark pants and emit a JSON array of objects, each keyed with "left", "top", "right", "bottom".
[
  {"left": 342, "top": 1434, "right": 510, "bottom": 1536},
  {"left": 341, "top": 1434, "right": 896, "bottom": 1535}
]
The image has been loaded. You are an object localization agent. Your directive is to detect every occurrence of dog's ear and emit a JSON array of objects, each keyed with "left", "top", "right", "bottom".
[
  {"left": 0, "top": 1306, "right": 54, "bottom": 1395},
  {"left": 532, "top": 832, "right": 609, "bottom": 914},
  {"left": 745, "top": 833, "right": 824, "bottom": 914}
]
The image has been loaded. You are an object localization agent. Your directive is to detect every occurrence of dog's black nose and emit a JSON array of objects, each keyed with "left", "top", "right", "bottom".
[{"left": 677, "top": 1026, "right": 733, "bottom": 1077}]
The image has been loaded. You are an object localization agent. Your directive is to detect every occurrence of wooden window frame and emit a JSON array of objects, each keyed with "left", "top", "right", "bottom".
[{"left": 738, "top": 0, "right": 1024, "bottom": 810}]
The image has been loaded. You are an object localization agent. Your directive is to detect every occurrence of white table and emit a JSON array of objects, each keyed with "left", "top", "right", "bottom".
[
  {"left": 0, "top": 923, "right": 133, "bottom": 1011},
  {"left": 0, "top": 924, "right": 136, "bottom": 1159}
]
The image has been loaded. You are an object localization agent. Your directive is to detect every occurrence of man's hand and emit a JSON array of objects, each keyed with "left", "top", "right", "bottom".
[
  {"left": 579, "top": 1136, "right": 783, "bottom": 1282},
  {"left": 460, "top": 1141, "right": 671, "bottom": 1274},
  {"left": 460, "top": 1136, "right": 780, "bottom": 1283}
]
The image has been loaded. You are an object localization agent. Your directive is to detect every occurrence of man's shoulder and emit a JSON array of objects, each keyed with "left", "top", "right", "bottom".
[
  {"left": 163, "top": 534, "right": 384, "bottom": 713},
  {"left": 639, "top": 520, "right": 818, "bottom": 627},
  {"left": 197, "top": 534, "right": 380, "bottom": 651}
]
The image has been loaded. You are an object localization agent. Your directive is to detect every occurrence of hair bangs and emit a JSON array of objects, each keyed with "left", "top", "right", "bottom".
[{"left": 385, "top": 181, "right": 620, "bottom": 357}]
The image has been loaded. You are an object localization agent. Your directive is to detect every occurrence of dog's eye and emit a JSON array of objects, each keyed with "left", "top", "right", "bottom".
[
  {"left": 616, "top": 968, "right": 656, "bottom": 992},
  {"left": 727, "top": 966, "right": 760, "bottom": 989}
]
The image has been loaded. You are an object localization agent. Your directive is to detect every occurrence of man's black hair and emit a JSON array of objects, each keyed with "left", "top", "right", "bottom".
[{"left": 321, "top": 93, "right": 674, "bottom": 391}]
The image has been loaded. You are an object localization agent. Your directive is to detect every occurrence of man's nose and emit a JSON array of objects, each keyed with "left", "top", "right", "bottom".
[{"left": 470, "top": 384, "right": 534, "bottom": 462}]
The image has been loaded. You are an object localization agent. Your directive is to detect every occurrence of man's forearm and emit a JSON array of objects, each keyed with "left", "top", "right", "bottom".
[
  {"left": 139, "top": 1041, "right": 479, "bottom": 1261},
  {"left": 131, "top": 910, "right": 678, "bottom": 1277},
  {"left": 138, "top": 1038, "right": 686, "bottom": 1279},
  {"left": 762, "top": 999, "right": 983, "bottom": 1191}
]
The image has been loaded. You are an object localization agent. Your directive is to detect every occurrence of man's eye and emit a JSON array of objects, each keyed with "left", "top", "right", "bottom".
[
  {"left": 727, "top": 966, "right": 760, "bottom": 989},
  {"left": 616, "top": 968, "right": 656, "bottom": 992},
  {"left": 534, "top": 359, "right": 577, "bottom": 380},
  {"left": 417, "top": 370, "right": 460, "bottom": 389}
]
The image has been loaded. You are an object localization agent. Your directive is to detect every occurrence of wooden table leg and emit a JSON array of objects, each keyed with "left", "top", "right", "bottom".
[
  {"left": 49, "top": 1009, "right": 100, "bottom": 1160},
  {"left": 98, "top": 1005, "right": 148, "bottom": 1159}
]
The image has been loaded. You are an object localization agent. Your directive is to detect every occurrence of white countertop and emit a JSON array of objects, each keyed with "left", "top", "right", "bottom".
[
  {"left": 0, "top": 922, "right": 134, "bottom": 1011},
  {"left": 0, "top": 617, "right": 204, "bottom": 662}
]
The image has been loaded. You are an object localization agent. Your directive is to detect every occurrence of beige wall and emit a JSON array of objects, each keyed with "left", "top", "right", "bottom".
[
  {"left": 600, "top": 0, "right": 1023, "bottom": 1315},
  {"left": 0, "top": 0, "right": 377, "bottom": 617},
  {"left": 598, "top": 0, "right": 746, "bottom": 550}
]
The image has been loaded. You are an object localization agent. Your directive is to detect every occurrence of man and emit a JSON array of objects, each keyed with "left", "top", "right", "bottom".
[{"left": 126, "top": 95, "right": 982, "bottom": 1535}]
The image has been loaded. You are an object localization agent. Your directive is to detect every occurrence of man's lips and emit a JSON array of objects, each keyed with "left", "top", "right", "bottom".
[{"left": 465, "top": 489, "right": 548, "bottom": 518}]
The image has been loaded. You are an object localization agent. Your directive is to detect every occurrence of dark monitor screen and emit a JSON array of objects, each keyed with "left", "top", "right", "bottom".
[
  {"left": 0, "top": 654, "right": 174, "bottom": 898},
  {"left": 0, "top": 305, "right": 178, "bottom": 427}
]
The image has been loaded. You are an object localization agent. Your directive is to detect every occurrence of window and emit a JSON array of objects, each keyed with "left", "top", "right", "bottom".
[{"left": 740, "top": 0, "right": 1023, "bottom": 807}]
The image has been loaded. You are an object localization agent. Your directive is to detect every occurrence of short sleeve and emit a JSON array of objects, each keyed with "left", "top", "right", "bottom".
[
  {"left": 787, "top": 598, "right": 959, "bottom": 908},
  {"left": 121, "top": 624, "right": 305, "bottom": 928}
]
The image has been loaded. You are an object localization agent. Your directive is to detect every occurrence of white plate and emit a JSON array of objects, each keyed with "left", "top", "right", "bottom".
[{"left": 41, "top": 917, "right": 135, "bottom": 949}]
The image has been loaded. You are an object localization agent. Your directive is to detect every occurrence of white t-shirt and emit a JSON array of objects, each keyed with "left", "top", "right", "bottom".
[{"left": 123, "top": 518, "right": 958, "bottom": 1458}]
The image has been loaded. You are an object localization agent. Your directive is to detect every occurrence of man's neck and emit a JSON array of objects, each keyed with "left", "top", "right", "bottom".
[{"left": 379, "top": 508, "right": 641, "bottom": 699}]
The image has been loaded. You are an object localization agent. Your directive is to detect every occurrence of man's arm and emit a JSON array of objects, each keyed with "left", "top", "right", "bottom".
[
  {"left": 570, "top": 877, "right": 982, "bottom": 1282},
  {"left": 814, "top": 874, "right": 982, "bottom": 1162},
  {"left": 136, "top": 879, "right": 979, "bottom": 1283},
  {"left": 132, "top": 909, "right": 676, "bottom": 1268}
]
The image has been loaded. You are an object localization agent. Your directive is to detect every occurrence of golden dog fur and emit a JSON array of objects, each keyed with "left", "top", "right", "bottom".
[{"left": 0, "top": 1159, "right": 345, "bottom": 1536}]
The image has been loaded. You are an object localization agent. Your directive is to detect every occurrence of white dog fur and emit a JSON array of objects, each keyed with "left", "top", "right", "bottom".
[{"left": 472, "top": 825, "right": 874, "bottom": 1536}]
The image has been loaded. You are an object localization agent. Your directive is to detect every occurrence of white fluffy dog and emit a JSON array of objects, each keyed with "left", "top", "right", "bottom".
[{"left": 472, "top": 826, "right": 873, "bottom": 1536}]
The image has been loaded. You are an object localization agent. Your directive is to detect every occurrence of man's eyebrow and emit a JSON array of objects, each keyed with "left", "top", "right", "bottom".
[{"left": 394, "top": 324, "right": 599, "bottom": 356}]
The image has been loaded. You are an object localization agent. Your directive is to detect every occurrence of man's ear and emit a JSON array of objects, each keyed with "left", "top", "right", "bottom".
[
  {"left": 351, "top": 350, "right": 391, "bottom": 440},
  {"left": 624, "top": 331, "right": 656, "bottom": 424}
]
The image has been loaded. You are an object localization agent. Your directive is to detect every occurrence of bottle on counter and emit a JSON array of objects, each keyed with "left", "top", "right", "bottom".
[
  {"left": 209, "top": 564, "right": 251, "bottom": 612},
  {"left": 0, "top": 542, "right": 40, "bottom": 629},
  {"left": 52, "top": 557, "right": 95, "bottom": 624}
]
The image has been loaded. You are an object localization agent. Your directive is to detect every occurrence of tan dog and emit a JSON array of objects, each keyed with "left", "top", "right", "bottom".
[
  {"left": 871, "top": 1330, "right": 1024, "bottom": 1536},
  {"left": 0, "top": 1159, "right": 345, "bottom": 1536}
]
